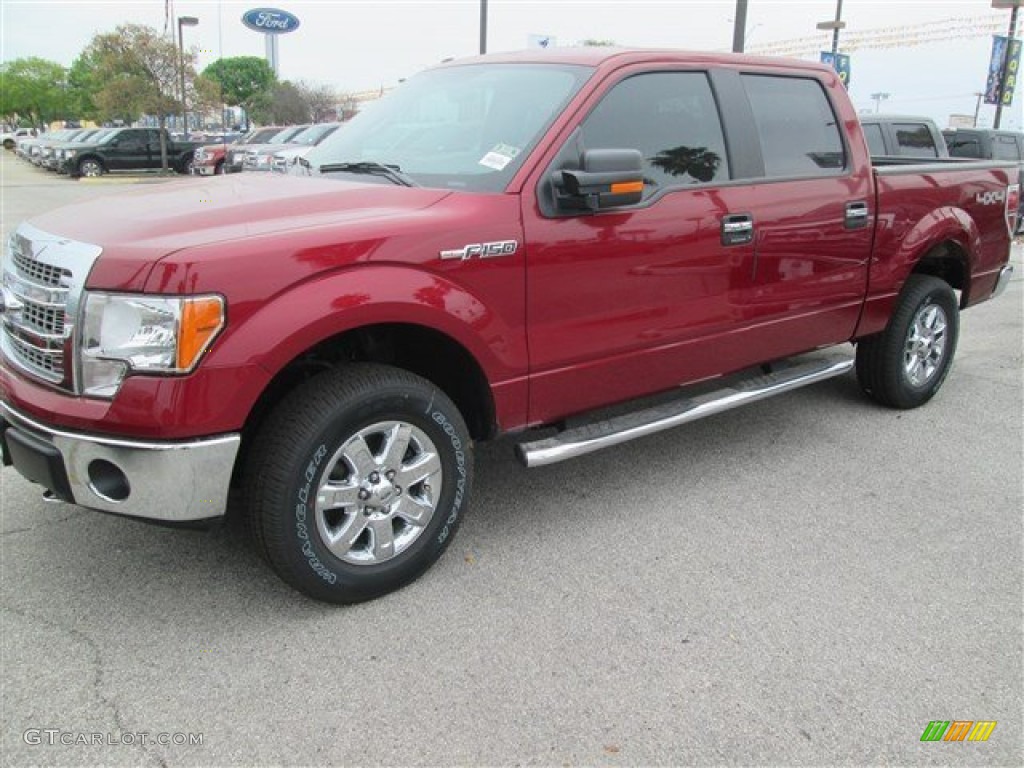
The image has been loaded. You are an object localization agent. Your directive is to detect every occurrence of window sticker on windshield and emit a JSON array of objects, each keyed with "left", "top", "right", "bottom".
[{"left": 478, "top": 143, "right": 521, "bottom": 171}]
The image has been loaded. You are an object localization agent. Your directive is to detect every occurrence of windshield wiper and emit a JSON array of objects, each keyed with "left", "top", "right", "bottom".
[{"left": 318, "top": 161, "right": 417, "bottom": 187}]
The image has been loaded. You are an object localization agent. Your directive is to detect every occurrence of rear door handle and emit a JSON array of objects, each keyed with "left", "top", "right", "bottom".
[
  {"left": 721, "top": 213, "right": 754, "bottom": 246},
  {"left": 845, "top": 201, "right": 870, "bottom": 229}
]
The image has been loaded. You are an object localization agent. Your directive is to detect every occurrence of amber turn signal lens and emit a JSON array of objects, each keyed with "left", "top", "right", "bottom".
[
  {"left": 610, "top": 181, "right": 644, "bottom": 195},
  {"left": 176, "top": 296, "right": 225, "bottom": 370}
]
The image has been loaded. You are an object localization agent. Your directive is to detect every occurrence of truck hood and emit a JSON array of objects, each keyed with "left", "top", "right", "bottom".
[{"left": 30, "top": 173, "right": 452, "bottom": 254}]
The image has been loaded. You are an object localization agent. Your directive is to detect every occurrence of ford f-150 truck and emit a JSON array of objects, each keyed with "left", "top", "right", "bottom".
[
  {"left": 0, "top": 50, "right": 1017, "bottom": 604},
  {"left": 63, "top": 127, "right": 204, "bottom": 177}
]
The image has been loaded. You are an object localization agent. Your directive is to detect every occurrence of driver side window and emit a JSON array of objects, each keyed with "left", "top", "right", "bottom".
[{"left": 580, "top": 72, "right": 730, "bottom": 194}]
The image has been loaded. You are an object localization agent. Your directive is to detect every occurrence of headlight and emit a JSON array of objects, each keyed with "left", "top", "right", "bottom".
[
  {"left": 65, "top": 149, "right": 76, "bottom": 158},
  {"left": 79, "top": 292, "right": 225, "bottom": 398}
]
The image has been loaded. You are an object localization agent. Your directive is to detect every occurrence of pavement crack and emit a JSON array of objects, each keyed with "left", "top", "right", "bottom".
[
  {"left": 1, "top": 511, "right": 81, "bottom": 537},
  {"left": 2, "top": 605, "right": 167, "bottom": 767}
]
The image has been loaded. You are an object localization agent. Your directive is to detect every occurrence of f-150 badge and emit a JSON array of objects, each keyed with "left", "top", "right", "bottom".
[{"left": 440, "top": 240, "right": 518, "bottom": 261}]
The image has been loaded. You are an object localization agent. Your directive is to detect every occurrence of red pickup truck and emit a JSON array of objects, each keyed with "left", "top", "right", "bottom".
[{"left": 1, "top": 50, "right": 1017, "bottom": 603}]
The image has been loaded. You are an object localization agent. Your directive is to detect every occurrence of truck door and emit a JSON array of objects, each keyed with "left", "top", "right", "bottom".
[
  {"left": 521, "top": 69, "right": 760, "bottom": 425},
  {"left": 107, "top": 130, "right": 148, "bottom": 170},
  {"left": 721, "top": 72, "right": 873, "bottom": 355}
]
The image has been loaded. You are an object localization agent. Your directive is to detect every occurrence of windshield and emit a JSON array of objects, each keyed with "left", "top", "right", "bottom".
[
  {"left": 270, "top": 125, "right": 307, "bottom": 143},
  {"left": 294, "top": 123, "right": 339, "bottom": 146},
  {"left": 304, "top": 63, "right": 591, "bottom": 192}
]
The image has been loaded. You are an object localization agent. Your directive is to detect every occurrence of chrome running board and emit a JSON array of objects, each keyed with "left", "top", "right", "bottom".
[{"left": 516, "top": 356, "right": 854, "bottom": 468}]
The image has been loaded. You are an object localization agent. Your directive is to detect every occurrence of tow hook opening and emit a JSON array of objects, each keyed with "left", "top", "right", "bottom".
[{"left": 87, "top": 459, "right": 131, "bottom": 502}]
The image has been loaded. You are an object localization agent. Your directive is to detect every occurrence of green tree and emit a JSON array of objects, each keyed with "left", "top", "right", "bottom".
[
  {"left": 65, "top": 50, "right": 104, "bottom": 123},
  {"left": 84, "top": 23, "right": 197, "bottom": 171},
  {"left": 0, "top": 57, "right": 68, "bottom": 128},
  {"left": 252, "top": 80, "right": 310, "bottom": 125},
  {"left": 202, "top": 56, "right": 276, "bottom": 129}
]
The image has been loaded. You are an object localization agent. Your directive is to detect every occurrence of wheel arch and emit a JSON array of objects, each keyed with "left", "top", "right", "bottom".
[
  {"left": 233, "top": 322, "right": 498, "bottom": 490},
  {"left": 910, "top": 239, "right": 971, "bottom": 307},
  {"left": 75, "top": 154, "right": 105, "bottom": 174}
]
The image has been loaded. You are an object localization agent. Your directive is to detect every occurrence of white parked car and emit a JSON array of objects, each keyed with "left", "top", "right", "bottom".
[{"left": 2, "top": 127, "right": 36, "bottom": 150}]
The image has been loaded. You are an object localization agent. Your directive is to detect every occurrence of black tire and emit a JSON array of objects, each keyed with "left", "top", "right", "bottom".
[
  {"left": 245, "top": 364, "right": 473, "bottom": 603},
  {"left": 856, "top": 274, "right": 959, "bottom": 409},
  {"left": 178, "top": 156, "right": 194, "bottom": 175},
  {"left": 3, "top": 139, "right": 14, "bottom": 150},
  {"left": 214, "top": 160, "right": 224, "bottom": 175},
  {"left": 77, "top": 157, "right": 104, "bottom": 177}
]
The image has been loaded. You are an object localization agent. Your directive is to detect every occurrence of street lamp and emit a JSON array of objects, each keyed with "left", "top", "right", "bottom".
[
  {"left": 870, "top": 92, "right": 891, "bottom": 113},
  {"left": 816, "top": 0, "right": 846, "bottom": 54},
  {"left": 178, "top": 15, "right": 199, "bottom": 139}
]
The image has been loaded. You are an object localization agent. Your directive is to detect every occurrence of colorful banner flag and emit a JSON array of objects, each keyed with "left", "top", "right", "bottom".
[
  {"left": 986, "top": 36, "right": 1010, "bottom": 105},
  {"left": 1001, "top": 37, "right": 1021, "bottom": 106}
]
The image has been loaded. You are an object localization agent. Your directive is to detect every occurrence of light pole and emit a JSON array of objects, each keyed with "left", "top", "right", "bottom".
[
  {"left": 479, "top": 0, "right": 488, "bottom": 55},
  {"left": 816, "top": 0, "right": 846, "bottom": 54},
  {"left": 870, "top": 92, "right": 890, "bottom": 113},
  {"left": 178, "top": 15, "right": 199, "bottom": 139},
  {"left": 731, "top": 0, "right": 749, "bottom": 53}
]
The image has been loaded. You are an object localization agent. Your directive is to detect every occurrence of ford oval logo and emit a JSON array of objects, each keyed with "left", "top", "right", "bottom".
[{"left": 241, "top": 8, "right": 300, "bottom": 34}]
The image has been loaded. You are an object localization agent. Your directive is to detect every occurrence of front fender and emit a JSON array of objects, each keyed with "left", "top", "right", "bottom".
[{"left": 203, "top": 264, "right": 525, "bottom": 386}]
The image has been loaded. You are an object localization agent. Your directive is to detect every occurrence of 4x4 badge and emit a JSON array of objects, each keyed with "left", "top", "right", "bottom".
[{"left": 439, "top": 240, "right": 518, "bottom": 261}]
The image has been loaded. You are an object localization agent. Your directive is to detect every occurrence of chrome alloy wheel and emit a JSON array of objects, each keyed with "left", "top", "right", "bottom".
[
  {"left": 903, "top": 303, "right": 948, "bottom": 387},
  {"left": 314, "top": 421, "right": 443, "bottom": 565},
  {"left": 79, "top": 159, "right": 103, "bottom": 177}
]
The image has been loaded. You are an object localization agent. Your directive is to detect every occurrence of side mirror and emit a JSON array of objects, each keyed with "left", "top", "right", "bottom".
[{"left": 555, "top": 148, "right": 644, "bottom": 212}]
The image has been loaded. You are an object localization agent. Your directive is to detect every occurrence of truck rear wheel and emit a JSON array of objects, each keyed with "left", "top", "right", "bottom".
[
  {"left": 244, "top": 364, "right": 473, "bottom": 603},
  {"left": 856, "top": 274, "right": 959, "bottom": 409}
]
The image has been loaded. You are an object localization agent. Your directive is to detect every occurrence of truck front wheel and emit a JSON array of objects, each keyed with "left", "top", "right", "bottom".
[
  {"left": 856, "top": 274, "right": 959, "bottom": 409},
  {"left": 77, "top": 158, "right": 104, "bottom": 177},
  {"left": 245, "top": 364, "right": 473, "bottom": 603}
]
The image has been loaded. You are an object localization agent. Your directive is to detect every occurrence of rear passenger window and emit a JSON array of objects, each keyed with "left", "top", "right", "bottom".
[
  {"left": 894, "top": 123, "right": 938, "bottom": 157},
  {"left": 741, "top": 75, "right": 845, "bottom": 177},
  {"left": 862, "top": 123, "right": 886, "bottom": 155},
  {"left": 946, "top": 136, "right": 981, "bottom": 158},
  {"left": 993, "top": 136, "right": 1021, "bottom": 161},
  {"left": 580, "top": 72, "right": 730, "bottom": 191}
]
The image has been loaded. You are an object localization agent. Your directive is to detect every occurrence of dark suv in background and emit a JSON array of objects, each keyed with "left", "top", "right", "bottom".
[{"left": 945, "top": 128, "right": 1024, "bottom": 233}]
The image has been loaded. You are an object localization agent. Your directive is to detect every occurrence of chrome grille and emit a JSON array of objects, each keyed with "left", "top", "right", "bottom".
[
  {"left": 6, "top": 333, "right": 63, "bottom": 376},
  {"left": 1, "top": 225, "right": 101, "bottom": 392},
  {"left": 21, "top": 303, "right": 65, "bottom": 336},
  {"left": 13, "top": 248, "right": 71, "bottom": 286}
]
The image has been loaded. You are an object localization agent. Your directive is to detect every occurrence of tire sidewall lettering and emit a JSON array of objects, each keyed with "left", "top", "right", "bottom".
[
  {"left": 431, "top": 409, "right": 466, "bottom": 545},
  {"left": 294, "top": 443, "right": 336, "bottom": 584}
]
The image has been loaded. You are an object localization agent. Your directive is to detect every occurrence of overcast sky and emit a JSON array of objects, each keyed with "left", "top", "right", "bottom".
[{"left": 1, "top": 0, "right": 1021, "bottom": 130}]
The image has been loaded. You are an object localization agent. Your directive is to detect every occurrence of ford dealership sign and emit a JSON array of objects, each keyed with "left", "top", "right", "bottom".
[{"left": 242, "top": 8, "right": 300, "bottom": 34}]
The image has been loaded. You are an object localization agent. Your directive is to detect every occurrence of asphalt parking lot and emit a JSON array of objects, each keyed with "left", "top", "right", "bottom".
[{"left": 1, "top": 150, "right": 1022, "bottom": 766}]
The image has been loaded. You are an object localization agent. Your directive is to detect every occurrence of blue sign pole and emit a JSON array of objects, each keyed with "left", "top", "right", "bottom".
[{"left": 820, "top": 51, "right": 851, "bottom": 88}]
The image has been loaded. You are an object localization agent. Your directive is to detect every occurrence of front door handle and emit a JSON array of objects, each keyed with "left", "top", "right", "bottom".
[
  {"left": 845, "top": 201, "right": 870, "bottom": 229},
  {"left": 721, "top": 214, "right": 754, "bottom": 246}
]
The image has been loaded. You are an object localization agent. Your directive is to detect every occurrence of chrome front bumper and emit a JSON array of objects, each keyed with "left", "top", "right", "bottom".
[
  {"left": 993, "top": 264, "right": 1014, "bottom": 299},
  {"left": 0, "top": 401, "right": 240, "bottom": 522}
]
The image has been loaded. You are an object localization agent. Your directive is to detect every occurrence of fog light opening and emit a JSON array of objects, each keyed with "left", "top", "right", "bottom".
[{"left": 87, "top": 459, "right": 130, "bottom": 502}]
